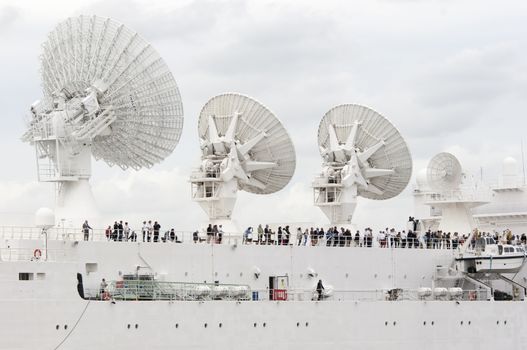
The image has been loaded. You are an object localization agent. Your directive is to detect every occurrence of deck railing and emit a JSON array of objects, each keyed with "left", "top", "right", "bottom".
[
  {"left": 0, "top": 226, "right": 480, "bottom": 251},
  {"left": 82, "top": 281, "right": 490, "bottom": 303}
]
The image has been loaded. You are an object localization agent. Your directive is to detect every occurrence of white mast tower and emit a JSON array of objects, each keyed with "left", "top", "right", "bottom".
[
  {"left": 313, "top": 104, "right": 412, "bottom": 228},
  {"left": 22, "top": 15, "right": 184, "bottom": 227},
  {"left": 190, "top": 93, "right": 296, "bottom": 234}
]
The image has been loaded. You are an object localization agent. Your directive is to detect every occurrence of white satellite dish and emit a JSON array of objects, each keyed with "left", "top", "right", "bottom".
[
  {"left": 314, "top": 104, "right": 412, "bottom": 226},
  {"left": 191, "top": 93, "right": 296, "bottom": 233},
  {"left": 426, "top": 152, "right": 462, "bottom": 192},
  {"left": 422, "top": 152, "right": 489, "bottom": 234},
  {"left": 22, "top": 15, "right": 184, "bottom": 226}
]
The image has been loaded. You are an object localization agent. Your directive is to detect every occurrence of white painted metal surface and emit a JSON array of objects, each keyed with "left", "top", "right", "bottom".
[
  {"left": 314, "top": 104, "right": 412, "bottom": 226},
  {"left": 191, "top": 93, "right": 295, "bottom": 227},
  {"left": 22, "top": 15, "right": 184, "bottom": 227}
]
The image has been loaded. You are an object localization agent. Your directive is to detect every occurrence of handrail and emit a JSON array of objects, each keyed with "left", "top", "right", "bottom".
[
  {"left": 0, "top": 225, "right": 514, "bottom": 252},
  {"left": 83, "top": 283, "right": 489, "bottom": 303}
]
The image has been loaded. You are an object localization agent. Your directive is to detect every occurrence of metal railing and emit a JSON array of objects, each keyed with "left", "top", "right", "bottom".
[
  {"left": 83, "top": 282, "right": 490, "bottom": 303},
  {"left": 0, "top": 226, "right": 480, "bottom": 251},
  {"left": 84, "top": 280, "right": 252, "bottom": 301},
  {"left": 0, "top": 247, "right": 66, "bottom": 262}
]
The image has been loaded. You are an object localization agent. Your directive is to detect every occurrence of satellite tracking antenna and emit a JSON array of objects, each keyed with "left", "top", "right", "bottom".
[
  {"left": 313, "top": 104, "right": 412, "bottom": 227},
  {"left": 22, "top": 15, "right": 184, "bottom": 227},
  {"left": 427, "top": 153, "right": 463, "bottom": 192},
  {"left": 190, "top": 93, "right": 296, "bottom": 234},
  {"left": 423, "top": 152, "right": 488, "bottom": 234}
]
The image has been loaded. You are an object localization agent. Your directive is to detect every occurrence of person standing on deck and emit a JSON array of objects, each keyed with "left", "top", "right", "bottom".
[
  {"left": 316, "top": 280, "right": 325, "bottom": 301},
  {"left": 153, "top": 221, "right": 161, "bottom": 242},
  {"left": 82, "top": 220, "right": 92, "bottom": 241}
]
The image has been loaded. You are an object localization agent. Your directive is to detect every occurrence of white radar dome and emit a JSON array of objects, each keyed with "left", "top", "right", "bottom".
[
  {"left": 502, "top": 157, "right": 518, "bottom": 176},
  {"left": 35, "top": 207, "right": 55, "bottom": 229}
]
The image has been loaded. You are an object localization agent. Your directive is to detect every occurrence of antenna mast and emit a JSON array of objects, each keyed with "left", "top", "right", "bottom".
[{"left": 522, "top": 138, "right": 526, "bottom": 185}]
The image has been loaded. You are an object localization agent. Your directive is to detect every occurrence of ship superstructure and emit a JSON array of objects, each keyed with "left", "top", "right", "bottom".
[{"left": 3, "top": 13, "right": 527, "bottom": 350}]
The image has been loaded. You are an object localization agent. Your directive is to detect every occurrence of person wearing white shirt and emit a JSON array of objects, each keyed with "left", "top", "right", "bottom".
[
  {"left": 146, "top": 220, "right": 153, "bottom": 242},
  {"left": 142, "top": 221, "right": 147, "bottom": 242}
]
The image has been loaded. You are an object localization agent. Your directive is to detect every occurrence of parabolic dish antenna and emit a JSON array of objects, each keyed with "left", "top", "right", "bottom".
[
  {"left": 426, "top": 152, "right": 462, "bottom": 192},
  {"left": 23, "top": 15, "right": 184, "bottom": 226},
  {"left": 313, "top": 104, "right": 412, "bottom": 227},
  {"left": 197, "top": 93, "right": 296, "bottom": 194},
  {"left": 317, "top": 104, "right": 412, "bottom": 200},
  {"left": 28, "top": 15, "right": 184, "bottom": 169},
  {"left": 191, "top": 93, "right": 295, "bottom": 233}
]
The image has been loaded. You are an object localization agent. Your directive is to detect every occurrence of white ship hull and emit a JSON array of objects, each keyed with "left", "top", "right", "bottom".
[
  {"left": 1, "top": 235, "right": 526, "bottom": 349},
  {"left": 2, "top": 299, "right": 526, "bottom": 350}
]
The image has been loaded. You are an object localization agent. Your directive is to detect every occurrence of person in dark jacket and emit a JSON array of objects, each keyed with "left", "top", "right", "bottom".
[
  {"left": 153, "top": 221, "right": 161, "bottom": 242},
  {"left": 316, "top": 280, "right": 325, "bottom": 301}
]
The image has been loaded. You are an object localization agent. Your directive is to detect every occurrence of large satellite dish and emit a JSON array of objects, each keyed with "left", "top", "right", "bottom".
[
  {"left": 426, "top": 152, "right": 462, "bottom": 192},
  {"left": 31, "top": 15, "right": 184, "bottom": 169},
  {"left": 197, "top": 93, "right": 296, "bottom": 194},
  {"left": 313, "top": 104, "right": 412, "bottom": 227},
  {"left": 317, "top": 104, "right": 412, "bottom": 200},
  {"left": 22, "top": 15, "right": 184, "bottom": 226},
  {"left": 191, "top": 93, "right": 295, "bottom": 233}
]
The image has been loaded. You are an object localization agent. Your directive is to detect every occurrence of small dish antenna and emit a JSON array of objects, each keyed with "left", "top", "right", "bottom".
[
  {"left": 190, "top": 93, "right": 296, "bottom": 233},
  {"left": 426, "top": 152, "right": 463, "bottom": 192},
  {"left": 423, "top": 152, "right": 488, "bottom": 234},
  {"left": 314, "top": 104, "right": 412, "bottom": 226},
  {"left": 22, "top": 15, "right": 184, "bottom": 226}
]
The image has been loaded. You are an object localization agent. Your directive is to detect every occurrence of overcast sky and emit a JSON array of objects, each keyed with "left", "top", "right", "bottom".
[{"left": 0, "top": 0, "right": 526, "bottom": 231}]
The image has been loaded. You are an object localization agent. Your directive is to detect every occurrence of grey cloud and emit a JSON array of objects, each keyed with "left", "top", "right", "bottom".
[
  {"left": 80, "top": 0, "right": 248, "bottom": 42},
  {"left": 414, "top": 42, "right": 526, "bottom": 108},
  {"left": 0, "top": 6, "right": 20, "bottom": 32}
]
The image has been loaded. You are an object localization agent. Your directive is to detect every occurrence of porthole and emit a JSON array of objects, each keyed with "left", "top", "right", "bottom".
[
  {"left": 127, "top": 324, "right": 131, "bottom": 329},
  {"left": 204, "top": 323, "right": 208, "bottom": 328},
  {"left": 240, "top": 272, "right": 243, "bottom": 277},
  {"left": 431, "top": 321, "right": 435, "bottom": 326},
  {"left": 135, "top": 324, "right": 138, "bottom": 329},
  {"left": 345, "top": 273, "right": 349, "bottom": 278},
  {"left": 214, "top": 272, "right": 218, "bottom": 277},
  {"left": 497, "top": 321, "right": 499, "bottom": 325},
  {"left": 468, "top": 321, "right": 471, "bottom": 325},
  {"left": 64, "top": 325, "right": 68, "bottom": 330},
  {"left": 56, "top": 325, "right": 59, "bottom": 330},
  {"left": 460, "top": 321, "right": 464, "bottom": 325},
  {"left": 385, "top": 321, "right": 388, "bottom": 326},
  {"left": 297, "top": 322, "right": 300, "bottom": 327},
  {"left": 504, "top": 320, "right": 507, "bottom": 325},
  {"left": 305, "top": 322, "right": 309, "bottom": 327},
  {"left": 423, "top": 321, "right": 426, "bottom": 326},
  {"left": 219, "top": 323, "right": 223, "bottom": 328},
  {"left": 263, "top": 322, "right": 267, "bottom": 327},
  {"left": 184, "top": 272, "right": 188, "bottom": 276},
  {"left": 254, "top": 323, "right": 257, "bottom": 328},
  {"left": 393, "top": 321, "right": 396, "bottom": 326},
  {"left": 175, "top": 323, "right": 179, "bottom": 328}
]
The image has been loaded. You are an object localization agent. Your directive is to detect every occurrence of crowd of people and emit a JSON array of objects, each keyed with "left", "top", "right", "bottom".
[
  {"left": 91, "top": 220, "right": 181, "bottom": 243},
  {"left": 81, "top": 219, "right": 526, "bottom": 250},
  {"left": 238, "top": 225, "right": 465, "bottom": 249}
]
